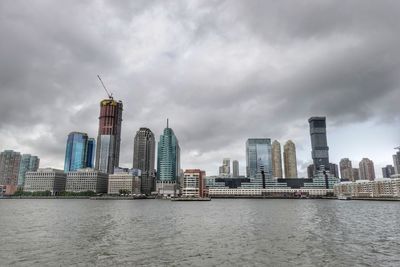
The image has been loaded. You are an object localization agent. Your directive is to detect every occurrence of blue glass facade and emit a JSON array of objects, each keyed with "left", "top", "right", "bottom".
[
  {"left": 18, "top": 154, "right": 40, "bottom": 186},
  {"left": 157, "top": 127, "right": 180, "bottom": 182},
  {"left": 246, "top": 138, "right": 272, "bottom": 179},
  {"left": 64, "top": 132, "right": 89, "bottom": 172},
  {"left": 87, "top": 138, "right": 95, "bottom": 168}
]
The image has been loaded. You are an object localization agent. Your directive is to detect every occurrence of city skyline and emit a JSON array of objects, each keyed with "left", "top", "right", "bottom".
[{"left": 0, "top": 1, "right": 399, "bottom": 177}]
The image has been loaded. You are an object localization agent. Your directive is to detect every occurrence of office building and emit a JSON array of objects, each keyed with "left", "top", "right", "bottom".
[
  {"left": 309, "top": 117, "right": 329, "bottom": 173},
  {"left": 156, "top": 121, "right": 180, "bottom": 196},
  {"left": 182, "top": 169, "right": 206, "bottom": 197},
  {"left": 64, "top": 132, "right": 89, "bottom": 172},
  {"left": 232, "top": 160, "right": 239, "bottom": 177},
  {"left": 359, "top": 158, "right": 375, "bottom": 181},
  {"left": 246, "top": 138, "right": 272, "bottom": 179},
  {"left": 133, "top": 127, "right": 156, "bottom": 195},
  {"left": 95, "top": 98, "right": 123, "bottom": 174},
  {"left": 307, "top": 164, "right": 314, "bottom": 178},
  {"left": 382, "top": 165, "right": 396, "bottom": 178},
  {"left": 24, "top": 168, "right": 66, "bottom": 195},
  {"left": 352, "top": 168, "right": 360, "bottom": 181},
  {"left": 87, "top": 138, "right": 95, "bottom": 168},
  {"left": 283, "top": 140, "right": 298, "bottom": 178},
  {"left": 0, "top": 150, "right": 21, "bottom": 186},
  {"left": 393, "top": 147, "right": 400, "bottom": 174},
  {"left": 108, "top": 168, "right": 141, "bottom": 195},
  {"left": 339, "top": 158, "right": 353, "bottom": 181},
  {"left": 271, "top": 140, "right": 283, "bottom": 178},
  {"left": 17, "top": 154, "right": 40, "bottom": 187},
  {"left": 66, "top": 168, "right": 108, "bottom": 193},
  {"left": 329, "top": 163, "right": 339, "bottom": 178},
  {"left": 219, "top": 158, "right": 230, "bottom": 177}
]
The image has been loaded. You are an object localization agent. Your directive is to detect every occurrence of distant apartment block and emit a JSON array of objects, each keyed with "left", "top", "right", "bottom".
[
  {"left": 0, "top": 150, "right": 21, "bottom": 186},
  {"left": 339, "top": 158, "right": 353, "bottom": 181},
  {"left": 359, "top": 158, "right": 375, "bottom": 181}
]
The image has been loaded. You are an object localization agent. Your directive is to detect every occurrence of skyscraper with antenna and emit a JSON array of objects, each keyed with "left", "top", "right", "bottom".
[{"left": 156, "top": 119, "right": 180, "bottom": 196}]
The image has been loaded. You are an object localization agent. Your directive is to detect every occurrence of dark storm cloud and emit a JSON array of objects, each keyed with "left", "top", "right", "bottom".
[{"left": 0, "top": 0, "right": 399, "bottom": 174}]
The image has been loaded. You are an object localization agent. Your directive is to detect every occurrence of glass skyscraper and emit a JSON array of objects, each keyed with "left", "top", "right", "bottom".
[
  {"left": 246, "top": 138, "right": 272, "bottom": 179},
  {"left": 309, "top": 117, "right": 330, "bottom": 174},
  {"left": 86, "top": 138, "right": 96, "bottom": 168},
  {"left": 64, "top": 132, "right": 89, "bottom": 172},
  {"left": 18, "top": 154, "right": 40, "bottom": 186},
  {"left": 157, "top": 124, "right": 180, "bottom": 182},
  {"left": 133, "top": 128, "right": 156, "bottom": 195}
]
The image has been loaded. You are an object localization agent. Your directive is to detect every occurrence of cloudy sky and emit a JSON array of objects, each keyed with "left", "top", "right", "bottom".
[{"left": 0, "top": 0, "right": 399, "bottom": 177}]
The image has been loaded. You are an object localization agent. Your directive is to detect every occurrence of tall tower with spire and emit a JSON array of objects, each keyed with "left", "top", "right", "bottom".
[{"left": 157, "top": 119, "right": 180, "bottom": 182}]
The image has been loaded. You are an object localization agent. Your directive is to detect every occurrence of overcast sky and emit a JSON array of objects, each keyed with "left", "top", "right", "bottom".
[{"left": 0, "top": 0, "right": 399, "bottom": 177}]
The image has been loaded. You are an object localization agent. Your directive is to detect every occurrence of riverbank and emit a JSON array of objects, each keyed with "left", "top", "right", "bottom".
[{"left": 171, "top": 197, "right": 211, "bottom": 201}]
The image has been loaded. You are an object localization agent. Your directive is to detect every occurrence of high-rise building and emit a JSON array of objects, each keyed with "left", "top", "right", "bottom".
[
  {"left": 232, "top": 160, "right": 239, "bottom": 177},
  {"left": 359, "top": 158, "right": 375, "bottom": 181},
  {"left": 0, "top": 150, "right": 21, "bottom": 186},
  {"left": 246, "top": 138, "right": 272, "bottom": 179},
  {"left": 283, "top": 140, "right": 298, "bottom": 178},
  {"left": 307, "top": 164, "right": 314, "bottom": 178},
  {"left": 64, "top": 132, "right": 89, "bottom": 172},
  {"left": 393, "top": 147, "right": 400, "bottom": 174},
  {"left": 133, "top": 127, "right": 156, "bottom": 195},
  {"left": 329, "top": 163, "right": 339, "bottom": 178},
  {"left": 339, "top": 158, "right": 353, "bottom": 181},
  {"left": 95, "top": 98, "right": 123, "bottom": 174},
  {"left": 309, "top": 117, "right": 329, "bottom": 173},
  {"left": 352, "top": 168, "right": 360, "bottom": 181},
  {"left": 271, "top": 140, "right": 283, "bottom": 178},
  {"left": 86, "top": 138, "right": 96, "bottom": 168},
  {"left": 157, "top": 121, "right": 180, "bottom": 183},
  {"left": 219, "top": 158, "right": 230, "bottom": 177},
  {"left": 382, "top": 165, "right": 395, "bottom": 178},
  {"left": 18, "top": 154, "right": 40, "bottom": 187}
]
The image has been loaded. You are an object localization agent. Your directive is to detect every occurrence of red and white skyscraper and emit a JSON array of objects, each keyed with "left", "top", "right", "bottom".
[{"left": 95, "top": 99, "right": 123, "bottom": 174}]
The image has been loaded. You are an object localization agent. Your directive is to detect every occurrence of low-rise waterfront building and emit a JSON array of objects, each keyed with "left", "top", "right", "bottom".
[
  {"left": 24, "top": 168, "right": 66, "bottom": 195},
  {"left": 108, "top": 168, "right": 141, "bottom": 195},
  {"left": 66, "top": 168, "right": 108, "bottom": 193},
  {"left": 181, "top": 169, "right": 206, "bottom": 197},
  {"left": 208, "top": 188, "right": 333, "bottom": 197},
  {"left": 334, "top": 178, "right": 400, "bottom": 198}
]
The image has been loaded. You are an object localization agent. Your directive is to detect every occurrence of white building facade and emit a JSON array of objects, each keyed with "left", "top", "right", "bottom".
[
  {"left": 334, "top": 178, "right": 400, "bottom": 198},
  {"left": 66, "top": 168, "right": 108, "bottom": 193},
  {"left": 24, "top": 168, "right": 66, "bottom": 195}
]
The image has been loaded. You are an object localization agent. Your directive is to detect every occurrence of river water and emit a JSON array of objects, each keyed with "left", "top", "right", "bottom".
[{"left": 0, "top": 199, "right": 399, "bottom": 266}]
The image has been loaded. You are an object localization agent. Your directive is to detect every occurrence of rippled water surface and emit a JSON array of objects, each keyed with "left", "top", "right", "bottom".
[{"left": 1, "top": 199, "right": 400, "bottom": 266}]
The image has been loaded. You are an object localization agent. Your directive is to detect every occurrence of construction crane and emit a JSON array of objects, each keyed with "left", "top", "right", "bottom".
[{"left": 97, "top": 75, "right": 113, "bottom": 99}]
